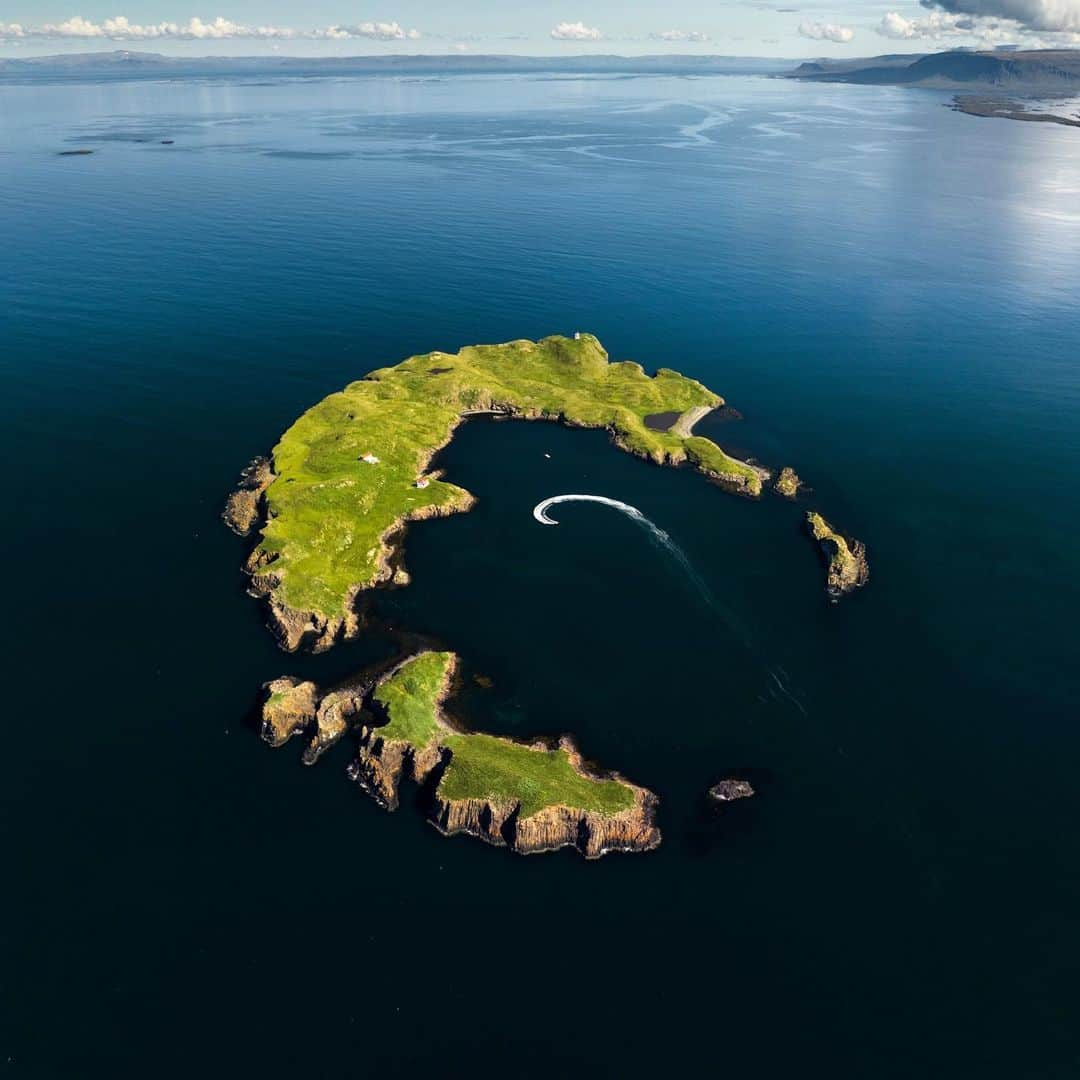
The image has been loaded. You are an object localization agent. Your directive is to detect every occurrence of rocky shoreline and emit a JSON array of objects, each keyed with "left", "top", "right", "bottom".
[{"left": 260, "top": 653, "right": 661, "bottom": 859}]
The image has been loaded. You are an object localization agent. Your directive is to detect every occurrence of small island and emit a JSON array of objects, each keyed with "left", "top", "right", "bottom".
[
  {"left": 262, "top": 651, "right": 660, "bottom": 858},
  {"left": 806, "top": 511, "right": 869, "bottom": 599}
]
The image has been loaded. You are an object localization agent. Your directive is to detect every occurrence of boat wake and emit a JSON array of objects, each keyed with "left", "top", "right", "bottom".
[
  {"left": 532, "top": 494, "right": 713, "bottom": 604},
  {"left": 532, "top": 494, "right": 810, "bottom": 719}
]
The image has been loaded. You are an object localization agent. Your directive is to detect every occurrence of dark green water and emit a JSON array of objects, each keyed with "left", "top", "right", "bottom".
[{"left": 2, "top": 74, "right": 1079, "bottom": 1077}]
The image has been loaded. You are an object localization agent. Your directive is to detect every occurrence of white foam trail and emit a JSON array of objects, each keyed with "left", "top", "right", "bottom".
[
  {"left": 532, "top": 494, "right": 713, "bottom": 604},
  {"left": 533, "top": 493, "right": 641, "bottom": 526},
  {"left": 532, "top": 494, "right": 810, "bottom": 718}
]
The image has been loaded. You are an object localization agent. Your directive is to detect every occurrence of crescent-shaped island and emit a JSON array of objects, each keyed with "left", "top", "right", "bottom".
[{"left": 226, "top": 333, "right": 868, "bottom": 858}]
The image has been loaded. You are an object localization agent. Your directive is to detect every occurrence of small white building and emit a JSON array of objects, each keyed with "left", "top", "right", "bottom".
[
  {"left": 361, "top": 453, "right": 380, "bottom": 465},
  {"left": 414, "top": 478, "right": 430, "bottom": 489}
]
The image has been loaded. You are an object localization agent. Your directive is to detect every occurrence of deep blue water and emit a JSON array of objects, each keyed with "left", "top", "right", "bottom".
[{"left": 2, "top": 73, "right": 1079, "bottom": 1077}]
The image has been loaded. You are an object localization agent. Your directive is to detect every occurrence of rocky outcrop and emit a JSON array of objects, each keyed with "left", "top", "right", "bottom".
[
  {"left": 774, "top": 467, "right": 801, "bottom": 498},
  {"left": 350, "top": 732, "right": 445, "bottom": 810},
  {"left": 806, "top": 511, "right": 869, "bottom": 599},
  {"left": 260, "top": 672, "right": 377, "bottom": 761},
  {"left": 223, "top": 456, "right": 275, "bottom": 536},
  {"left": 709, "top": 778, "right": 755, "bottom": 802},
  {"left": 260, "top": 677, "right": 319, "bottom": 747}
]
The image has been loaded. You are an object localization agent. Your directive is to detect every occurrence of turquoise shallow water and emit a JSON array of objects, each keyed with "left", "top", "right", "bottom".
[{"left": 2, "top": 73, "right": 1080, "bottom": 1077}]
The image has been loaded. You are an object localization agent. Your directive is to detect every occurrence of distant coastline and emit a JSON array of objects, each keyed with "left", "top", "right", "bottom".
[{"left": 0, "top": 48, "right": 787, "bottom": 83}]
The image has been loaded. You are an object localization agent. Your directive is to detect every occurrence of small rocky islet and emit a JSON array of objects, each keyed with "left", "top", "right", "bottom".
[{"left": 227, "top": 334, "right": 869, "bottom": 858}]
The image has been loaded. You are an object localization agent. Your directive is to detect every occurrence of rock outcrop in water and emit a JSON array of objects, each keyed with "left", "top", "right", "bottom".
[
  {"left": 806, "top": 511, "right": 869, "bottom": 599},
  {"left": 709, "top": 778, "right": 755, "bottom": 802},
  {"left": 223, "top": 456, "right": 275, "bottom": 537},
  {"left": 774, "top": 467, "right": 802, "bottom": 498}
]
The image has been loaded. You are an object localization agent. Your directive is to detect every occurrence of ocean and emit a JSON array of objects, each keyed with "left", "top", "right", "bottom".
[{"left": 2, "top": 71, "right": 1079, "bottom": 1077}]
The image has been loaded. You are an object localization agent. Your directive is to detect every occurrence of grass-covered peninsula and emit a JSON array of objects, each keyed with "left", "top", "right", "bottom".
[
  {"left": 263, "top": 650, "right": 660, "bottom": 859},
  {"left": 227, "top": 333, "right": 765, "bottom": 651}
]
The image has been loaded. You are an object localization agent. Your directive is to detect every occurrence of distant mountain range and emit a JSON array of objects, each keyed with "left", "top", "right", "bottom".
[
  {"left": 788, "top": 49, "right": 1080, "bottom": 90},
  {"left": 0, "top": 49, "right": 787, "bottom": 81}
]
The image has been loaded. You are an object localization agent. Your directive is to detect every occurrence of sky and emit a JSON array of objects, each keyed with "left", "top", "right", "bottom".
[{"left": 3, "top": 0, "right": 1080, "bottom": 58}]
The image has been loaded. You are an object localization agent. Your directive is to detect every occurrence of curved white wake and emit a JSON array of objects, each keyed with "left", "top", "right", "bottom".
[
  {"left": 532, "top": 493, "right": 713, "bottom": 605},
  {"left": 531, "top": 494, "right": 809, "bottom": 718},
  {"left": 533, "top": 494, "right": 643, "bottom": 526}
]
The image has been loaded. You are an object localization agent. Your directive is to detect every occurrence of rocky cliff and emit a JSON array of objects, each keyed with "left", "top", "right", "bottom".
[
  {"left": 262, "top": 651, "right": 661, "bottom": 859},
  {"left": 222, "top": 456, "right": 275, "bottom": 536},
  {"left": 806, "top": 511, "right": 869, "bottom": 599}
]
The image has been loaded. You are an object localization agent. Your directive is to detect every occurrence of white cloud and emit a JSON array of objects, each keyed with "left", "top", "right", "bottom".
[
  {"left": 324, "top": 21, "right": 420, "bottom": 41},
  {"left": 550, "top": 20, "right": 602, "bottom": 40},
  {"left": 797, "top": 20, "right": 855, "bottom": 42},
  {"left": 0, "top": 14, "right": 422, "bottom": 42},
  {"left": 922, "top": 0, "right": 1080, "bottom": 32},
  {"left": 650, "top": 29, "right": 710, "bottom": 42},
  {"left": 876, "top": 6, "right": 1077, "bottom": 42}
]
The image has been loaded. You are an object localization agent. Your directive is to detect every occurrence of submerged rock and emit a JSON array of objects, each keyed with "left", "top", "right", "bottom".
[{"left": 709, "top": 779, "right": 755, "bottom": 802}]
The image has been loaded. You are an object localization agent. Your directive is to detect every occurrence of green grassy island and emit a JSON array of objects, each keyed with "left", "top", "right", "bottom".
[
  {"left": 226, "top": 333, "right": 765, "bottom": 652},
  {"left": 262, "top": 651, "right": 660, "bottom": 859}
]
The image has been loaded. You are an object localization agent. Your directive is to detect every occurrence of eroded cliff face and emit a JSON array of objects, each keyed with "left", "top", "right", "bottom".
[
  {"left": 350, "top": 733, "right": 446, "bottom": 811},
  {"left": 430, "top": 785, "right": 660, "bottom": 858}
]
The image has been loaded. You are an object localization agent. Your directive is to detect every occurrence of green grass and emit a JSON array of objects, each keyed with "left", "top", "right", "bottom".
[
  {"left": 368, "top": 650, "right": 636, "bottom": 818},
  {"left": 253, "top": 334, "right": 758, "bottom": 620},
  {"left": 371, "top": 651, "right": 454, "bottom": 749},
  {"left": 439, "top": 733, "right": 636, "bottom": 819}
]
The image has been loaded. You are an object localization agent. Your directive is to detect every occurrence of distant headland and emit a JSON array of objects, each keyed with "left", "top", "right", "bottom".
[{"left": 226, "top": 334, "right": 867, "bottom": 857}]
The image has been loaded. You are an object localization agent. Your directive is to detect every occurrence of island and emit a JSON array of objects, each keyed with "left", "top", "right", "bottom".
[
  {"left": 226, "top": 333, "right": 766, "bottom": 653},
  {"left": 262, "top": 651, "right": 660, "bottom": 858},
  {"left": 806, "top": 511, "right": 869, "bottom": 599},
  {"left": 774, "top": 466, "right": 802, "bottom": 499},
  {"left": 228, "top": 334, "right": 868, "bottom": 859}
]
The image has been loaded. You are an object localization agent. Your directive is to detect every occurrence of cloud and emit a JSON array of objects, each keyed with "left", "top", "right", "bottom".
[
  {"left": 550, "top": 20, "right": 602, "bottom": 40},
  {"left": 0, "top": 14, "right": 422, "bottom": 42},
  {"left": 650, "top": 29, "right": 710, "bottom": 42},
  {"left": 797, "top": 20, "right": 855, "bottom": 41},
  {"left": 877, "top": 10, "right": 979, "bottom": 37},
  {"left": 920, "top": 0, "right": 1080, "bottom": 32},
  {"left": 876, "top": 6, "right": 1077, "bottom": 42}
]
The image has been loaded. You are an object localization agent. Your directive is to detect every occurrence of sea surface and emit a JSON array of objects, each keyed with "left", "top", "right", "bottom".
[{"left": 3, "top": 72, "right": 1079, "bottom": 1077}]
